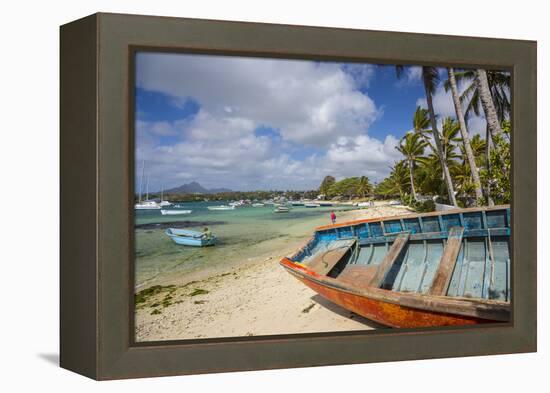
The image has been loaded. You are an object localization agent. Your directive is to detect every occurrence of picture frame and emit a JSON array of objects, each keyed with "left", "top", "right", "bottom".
[{"left": 60, "top": 12, "right": 536, "bottom": 380}]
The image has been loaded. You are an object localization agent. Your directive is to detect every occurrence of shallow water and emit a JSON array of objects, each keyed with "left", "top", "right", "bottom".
[{"left": 135, "top": 201, "right": 354, "bottom": 287}]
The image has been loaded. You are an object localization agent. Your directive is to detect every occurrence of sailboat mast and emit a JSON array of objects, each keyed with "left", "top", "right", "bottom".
[
  {"left": 146, "top": 175, "right": 149, "bottom": 201},
  {"left": 138, "top": 159, "right": 145, "bottom": 203}
]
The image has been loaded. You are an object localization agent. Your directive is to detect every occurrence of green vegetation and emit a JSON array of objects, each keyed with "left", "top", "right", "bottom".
[
  {"left": 318, "top": 176, "right": 373, "bottom": 200},
  {"left": 135, "top": 285, "right": 176, "bottom": 305},
  {"left": 375, "top": 68, "right": 510, "bottom": 211},
  {"left": 189, "top": 288, "right": 209, "bottom": 296}
]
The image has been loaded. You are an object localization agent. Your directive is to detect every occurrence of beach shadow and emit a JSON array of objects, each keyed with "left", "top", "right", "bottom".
[
  {"left": 38, "top": 353, "right": 59, "bottom": 366},
  {"left": 310, "top": 295, "right": 389, "bottom": 329}
]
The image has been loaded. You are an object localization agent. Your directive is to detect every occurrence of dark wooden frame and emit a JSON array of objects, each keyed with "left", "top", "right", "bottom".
[{"left": 60, "top": 12, "right": 537, "bottom": 380}]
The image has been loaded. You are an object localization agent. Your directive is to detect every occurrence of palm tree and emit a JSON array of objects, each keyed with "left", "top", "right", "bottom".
[
  {"left": 412, "top": 106, "right": 435, "bottom": 153},
  {"left": 357, "top": 176, "right": 372, "bottom": 198},
  {"left": 396, "top": 132, "right": 427, "bottom": 201},
  {"left": 396, "top": 66, "right": 457, "bottom": 206},
  {"left": 444, "top": 69, "right": 510, "bottom": 123},
  {"left": 468, "top": 134, "right": 487, "bottom": 166},
  {"left": 445, "top": 67, "right": 483, "bottom": 203},
  {"left": 444, "top": 69, "right": 508, "bottom": 206},
  {"left": 440, "top": 117, "right": 462, "bottom": 161},
  {"left": 475, "top": 69, "right": 505, "bottom": 141},
  {"left": 376, "top": 161, "right": 410, "bottom": 200}
]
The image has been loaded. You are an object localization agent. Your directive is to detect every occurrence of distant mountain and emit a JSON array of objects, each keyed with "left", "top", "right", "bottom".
[{"left": 163, "top": 182, "right": 232, "bottom": 194}]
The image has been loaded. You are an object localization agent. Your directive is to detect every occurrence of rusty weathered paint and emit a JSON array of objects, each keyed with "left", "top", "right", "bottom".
[{"left": 281, "top": 258, "right": 495, "bottom": 328}]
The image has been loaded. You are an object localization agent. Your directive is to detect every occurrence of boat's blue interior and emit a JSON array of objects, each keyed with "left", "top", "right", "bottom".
[{"left": 293, "top": 208, "right": 510, "bottom": 301}]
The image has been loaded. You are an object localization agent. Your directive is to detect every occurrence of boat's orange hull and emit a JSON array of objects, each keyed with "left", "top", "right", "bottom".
[{"left": 281, "top": 259, "right": 494, "bottom": 328}]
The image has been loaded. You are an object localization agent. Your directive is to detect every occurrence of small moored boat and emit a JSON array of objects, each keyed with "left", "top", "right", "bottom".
[
  {"left": 304, "top": 203, "right": 320, "bottom": 208},
  {"left": 252, "top": 203, "right": 265, "bottom": 207},
  {"left": 280, "top": 205, "right": 510, "bottom": 328},
  {"left": 135, "top": 200, "right": 161, "bottom": 210},
  {"left": 165, "top": 228, "right": 217, "bottom": 247},
  {"left": 207, "top": 205, "right": 235, "bottom": 211},
  {"left": 274, "top": 206, "right": 291, "bottom": 213},
  {"left": 160, "top": 209, "right": 192, "bottom": 215}
]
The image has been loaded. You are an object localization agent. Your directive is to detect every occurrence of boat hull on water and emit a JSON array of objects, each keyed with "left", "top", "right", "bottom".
[
  {"left": 165, "top": 228, "right": 216, "bottom": 247},
  {"left": 280, "top": 205, "right": 510, "bottom": 328},
  {"left": 160, "top": 209, "right": 192, "bottom": 215},
  {"left": 207, "top": 205, "right": 235, "bottom": 211},
  {"left": 135, "top": 201, "right": 161, "bottom": 210}
]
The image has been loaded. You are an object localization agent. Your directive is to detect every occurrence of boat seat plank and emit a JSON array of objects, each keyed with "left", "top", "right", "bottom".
[
  {"left": 368, "top": 233, "right": 410, "bottom": 287},
  {"left": 338, "top": 265, "right": 379, "bottom": 289},
  {"left": 428, "top": 226, "right": 465, "bottom": 296},
  {"left": 306, "top": 239, "right": 356, "bottom": 276}
]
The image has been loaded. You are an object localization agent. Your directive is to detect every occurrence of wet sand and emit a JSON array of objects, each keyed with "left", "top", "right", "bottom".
[{"left": 135, "top": 203, "right": 412, "bottom": 342}]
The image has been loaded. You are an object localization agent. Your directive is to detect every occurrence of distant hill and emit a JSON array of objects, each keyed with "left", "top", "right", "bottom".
[{"left": 163, "top": 181, "right": 232, "bottom": 194}]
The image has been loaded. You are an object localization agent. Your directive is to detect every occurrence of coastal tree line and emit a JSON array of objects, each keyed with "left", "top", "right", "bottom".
[{"left": 376, "top": 66, "right": 511, "bottom": 209}]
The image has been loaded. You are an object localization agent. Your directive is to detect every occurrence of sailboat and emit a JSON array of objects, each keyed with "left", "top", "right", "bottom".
[
  {"left": 159, "top": 185, "right": 172, "bottom": 207},
  {"left": 134, "top": 160, "right": 161, "bottom": 210}
]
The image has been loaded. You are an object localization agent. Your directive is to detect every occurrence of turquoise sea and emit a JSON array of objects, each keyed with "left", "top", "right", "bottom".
[{"left": 135, "top": 202, "right": 356, "bottom": 287}]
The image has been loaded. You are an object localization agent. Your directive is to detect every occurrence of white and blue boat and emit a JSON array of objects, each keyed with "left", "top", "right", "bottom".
[{"left": 165, "top": 228, "right": 217, "bottom": 247}]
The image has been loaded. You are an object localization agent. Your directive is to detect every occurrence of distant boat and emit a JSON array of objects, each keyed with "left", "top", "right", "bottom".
[
  {"left": 274, "top": 206, "right": 291, "bottom": 213},
  {"left": 388, "top": 200, "right": 402, "bottom": 206},
  {"left": 135, "top": 200, "right": 161, "bottom": 210},
  {"left": 158, "top": 186, "right": 172, "bottom": 207},
  {"left": 318, "top": 202, "right": 333, "bottom": 207},
  {"left": 160, "top": 209, "right": 192, "bottom": 215},
  {"left": 305, "top": 203, "right": 320, "bottom": 208},
  {"left": 357, "top": 201, "right": 374, "bottom": 207},
  {"left": 252, "top": 203, "right": 265, "bottom": 207},
  {"left": 289, "top": 201, "right": 304, "bottom": 206},
  {"left": 165, "top": 228, "right": 216, "bottom": 247},
  {"left": 280, "top": 205, "right": 511, "bottom": 328},
  {"left": 207, "top": 205, "right": 235, "bottom": 211},
  {"left": 135, "top": 160, "right": 161, "bottom": 210}
]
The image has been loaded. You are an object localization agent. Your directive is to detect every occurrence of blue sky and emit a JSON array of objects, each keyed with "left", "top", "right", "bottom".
[{"left": 135, "top": 53, "right": 488, "bottom": 192}]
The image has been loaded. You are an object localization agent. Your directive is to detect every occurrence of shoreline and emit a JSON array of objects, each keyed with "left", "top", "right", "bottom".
[{"left": 135, "top": 203, "right": 412, "bottom": 341}]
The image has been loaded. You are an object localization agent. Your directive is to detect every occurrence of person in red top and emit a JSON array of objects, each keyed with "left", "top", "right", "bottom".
[{"left": 330, "top": 211, "right": 336, "bottom": 224}]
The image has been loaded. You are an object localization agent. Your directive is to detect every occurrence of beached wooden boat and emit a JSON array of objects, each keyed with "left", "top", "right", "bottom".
[
  {"left": 280, "top": 205, "right": 510, "bottom": 328},
  {"left": 165, "top": 228, "right": 217, "bottom": 246}
]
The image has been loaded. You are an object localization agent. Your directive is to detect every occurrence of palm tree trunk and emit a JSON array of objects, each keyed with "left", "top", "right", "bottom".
[
  {"left": 475, "top": 69, "right": 503, "bottom": 141},
  {"left": 408, "top": 159, "right": 417, "bottom": 201},
  {"left": 423, "top": 75, "right": 458, "bottom": 206},
  {"left": 485, "top": 125, "right": 495, "bottom": 206},
  {"left": 477, "top": 69, "right": 507, "bottom": 191},
  {"left": 448, "top": 67, "right": 483, "bottom": 204}
]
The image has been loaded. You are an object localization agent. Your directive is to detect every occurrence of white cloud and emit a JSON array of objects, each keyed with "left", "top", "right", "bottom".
[
  {"left": 137, "top": 53, "right": 380, "bottom": 148},
  {"left": 135, "top": 53, "right": 400, "bottom": 191}
]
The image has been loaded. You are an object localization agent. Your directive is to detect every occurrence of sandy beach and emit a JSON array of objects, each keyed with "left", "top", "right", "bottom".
[{"left": 135, "top": 203, "right": 412, "bottom": 342}]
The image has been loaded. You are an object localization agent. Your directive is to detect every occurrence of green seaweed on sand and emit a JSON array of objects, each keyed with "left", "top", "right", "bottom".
[
  {"left": 135, "top": 284, "right": 176, "bottom": 304},
  {"left": 302, "top": 303, "right": 315, "bottom": 313},
  {"left": 150, "top": 309, "right": 162, "bottom": 315},
  {"left": 194, "top": 300, "right": 206, "bottom": 304},
  {"left": 189, "top": 288, "right": 209, "bottom": 296}
]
